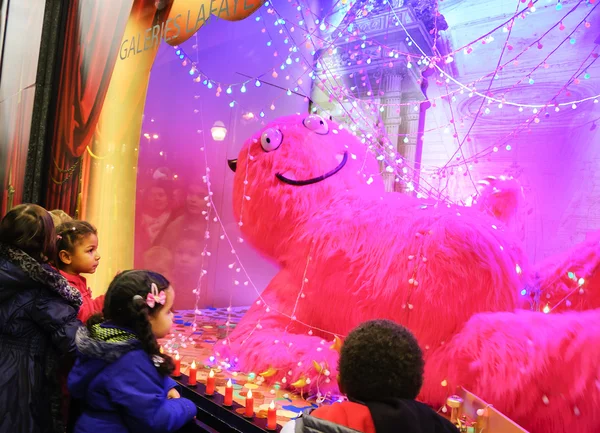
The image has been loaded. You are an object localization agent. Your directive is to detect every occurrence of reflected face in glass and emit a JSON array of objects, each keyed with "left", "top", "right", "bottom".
[
  {"left": 174, "top": 239, "right": 202, "bottom": 272},
  {"left": 148, "top": 186, "right": 169, "bottom": 213},
  {"left": 142, "top": 246, "right": 173, "bottom": 279},
  {"left": 186, "top": 184, "right": 206, "bottom": 215}
]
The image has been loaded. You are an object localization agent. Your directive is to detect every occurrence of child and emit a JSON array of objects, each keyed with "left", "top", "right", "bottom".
[
  {"left": 50, "top": 209, "right": 73, "bottom": 226},
  {"left": 0, "top": 204, "right": 82, "bottom": 433},
  {"left": 170, "top": 239, "right": 204, "bottom": 308},
  {"left": 68, "top": 270, "right": 197, "bottom": 432},
  {"left": 138, "top": 182, "right": 173, "bottom": 245},
  {"left": 282, "top": 320, "right": 459, "bottom": 433},
  {"left": 159, "top": 180, "right": 207, "bottom": 250},
  {"left": 142, "top": 246, "right": 173, "bottom": 280},
  {"left": 55, "top": 221, "right": 104, "bottom": 323}
]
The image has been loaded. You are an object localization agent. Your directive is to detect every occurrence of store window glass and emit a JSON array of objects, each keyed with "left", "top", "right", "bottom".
[
  {"left": 44, "top": 0, "right": 600, "bottom": 310},
  {"left": 45, "top": 0, "right": 313, "bottom": 309},
  {"left": 39, "top": 1, "right": 600, "bottom": 430},
  {"left": 0, "top": 0, "right": 46, "bottom": 214}
]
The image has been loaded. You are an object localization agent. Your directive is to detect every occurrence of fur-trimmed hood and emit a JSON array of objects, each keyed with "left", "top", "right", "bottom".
[
  {"left": 0, "top": 243, "right": 82, "bottom": 307},
  {"left": 69, "top": 325, "right": 141, "bottom": 400},
  {"left": 75, "top": 325, "right": 140, "bottom": 363}
]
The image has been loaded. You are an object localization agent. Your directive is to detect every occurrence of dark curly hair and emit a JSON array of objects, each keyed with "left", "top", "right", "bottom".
[
  {"left": 338, "top": 320, "right": 424, "bottom": 402},
  {"left": 55, "top": 220, "right": 97, "bottom": 269},
  {"left": 0, "top": 204, "right": 56, "bottom": 263},
  {"left": 87, "top": 270, "right": 174, "bottom": 376}
]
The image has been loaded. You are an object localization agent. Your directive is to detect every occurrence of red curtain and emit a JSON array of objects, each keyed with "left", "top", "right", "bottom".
[
  {"left": 45, "top": 0, "right": 134, "bottom": 214},
  {"left": 46, "top": 0, "right": 175, "bottom": 216}
]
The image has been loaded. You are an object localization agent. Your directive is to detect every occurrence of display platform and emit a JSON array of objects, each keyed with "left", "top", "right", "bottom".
[
  {"left": 162, "top": 309, "right": 529, "bottom": 433},
  {"left": 160, "top": 308, "right": 315, "bottom": 429}
]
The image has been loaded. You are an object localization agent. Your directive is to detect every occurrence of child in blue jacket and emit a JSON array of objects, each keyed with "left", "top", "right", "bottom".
[{"left": 68, "top": 270, "right": 196, "bottom": 433}]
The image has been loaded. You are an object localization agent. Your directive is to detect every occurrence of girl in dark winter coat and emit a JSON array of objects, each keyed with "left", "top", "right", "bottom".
[
  {"left": 68, "top": 270, "right": 196, "bottom": 433},
  {"left": 0, "top": 204, "right": 83, "bottom": 433}
]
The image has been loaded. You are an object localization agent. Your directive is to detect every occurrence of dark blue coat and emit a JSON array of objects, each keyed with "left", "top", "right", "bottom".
[
  {"left": 0, "top": 244, "right": 83, "bottom": 433},
  {"left": 68, "top": 325, "right": 196, "bottom": 433}
]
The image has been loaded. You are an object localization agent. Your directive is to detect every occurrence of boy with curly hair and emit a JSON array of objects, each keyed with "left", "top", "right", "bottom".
[{"left": 282, "top": 320, "right": 458, "bottom": 433}]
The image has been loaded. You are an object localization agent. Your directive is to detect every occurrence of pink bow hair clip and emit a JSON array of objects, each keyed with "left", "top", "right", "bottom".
[{"left": 146, "top": 283, "right": 166, "bottom": 308}]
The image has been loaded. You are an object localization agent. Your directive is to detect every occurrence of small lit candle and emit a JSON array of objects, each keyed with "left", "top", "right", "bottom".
[
  {"left": 173, "top": 354, "right": 181, "bottom": 377},
  {"left": 206, "top": 369, "right": 216, "bottom": 395},
  {"left": 267, "top": 400, "right": 277, "bottom": 430},
  {"left": 446, "top": 395, "right": 463, "bottom": 425},
  {"left": 188, "top": 361, "right": 197, "bottom": 386},
  {"left": 224, "top": 379, "right": 233, "bottom": 406},
  {"left": 244, "top": 389, "right": 254, "bottom": 418}
]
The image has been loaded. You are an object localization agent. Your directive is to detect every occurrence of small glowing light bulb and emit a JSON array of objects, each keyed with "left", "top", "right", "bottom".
[{"left": 543, "top": 305, "right": 550, "bottom": 314}]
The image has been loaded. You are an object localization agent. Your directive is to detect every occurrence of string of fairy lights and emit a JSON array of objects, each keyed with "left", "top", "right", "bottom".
[
  {"left": 151, "top": 0, "right": 600, "bottom": 364},
  {"left": 175, "top": 1, "right": 600, "bottom": 107},
  {"left": 169, "top": 0, "right": 600, "bottom": 203}
]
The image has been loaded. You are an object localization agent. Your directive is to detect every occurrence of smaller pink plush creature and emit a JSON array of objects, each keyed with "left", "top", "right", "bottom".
[
  {"left": 470, "top": 175, "right": 524, "bottom": 229},
  {"left": 530, "top": 230, "right": 600, "bottom": 313},
  {"left": 219, "top": 114, "right": 600, "bottom": 433}
]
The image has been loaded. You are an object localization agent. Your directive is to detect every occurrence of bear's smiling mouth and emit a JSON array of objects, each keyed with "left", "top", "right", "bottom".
[{"left": 275, "top": 151, "right": 348, "bottom": 186}]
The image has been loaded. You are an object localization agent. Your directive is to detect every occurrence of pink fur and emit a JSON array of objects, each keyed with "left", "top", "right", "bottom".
[
  {"left": 531, "top": 231, "right": 600, "bottom": 312},
  {"left": 218, "top": 114, "right": 600, "bottom": 433},
  {"left": 424, "top": 310, "right": 600, "bottom": 433},
  {"left": 471, "top": 176, "right": 524, "bottom": 227}
]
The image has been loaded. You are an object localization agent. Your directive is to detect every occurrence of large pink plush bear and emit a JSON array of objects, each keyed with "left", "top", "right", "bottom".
[{"left": 219, "top": 114, "right": 600, "bottom": 433}]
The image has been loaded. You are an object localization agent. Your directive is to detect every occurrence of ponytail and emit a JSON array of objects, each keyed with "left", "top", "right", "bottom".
[{"left": 131, "top": 294, "right": 174, "bottom": 376}]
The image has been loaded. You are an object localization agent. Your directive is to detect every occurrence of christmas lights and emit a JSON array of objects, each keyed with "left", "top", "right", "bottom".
[{"left": 150, "top": 0, "right": 600, "bottom": 367}]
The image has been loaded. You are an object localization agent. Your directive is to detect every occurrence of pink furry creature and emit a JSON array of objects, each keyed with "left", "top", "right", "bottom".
[{"left": 220, "top": 114, "right": 600, "bottom": 433}]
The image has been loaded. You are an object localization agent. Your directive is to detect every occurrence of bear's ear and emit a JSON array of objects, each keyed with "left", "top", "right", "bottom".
[{"left": 228, "top": 159, "right": 238, "bottom": 173}]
